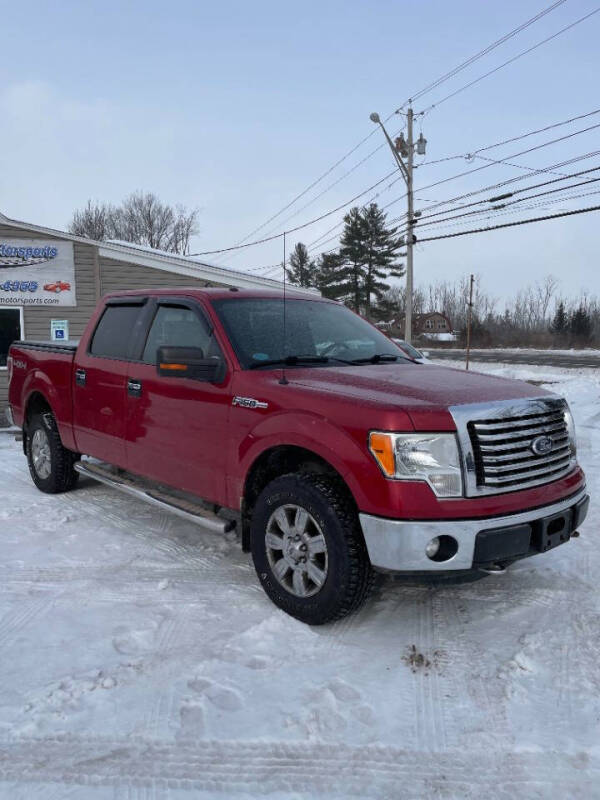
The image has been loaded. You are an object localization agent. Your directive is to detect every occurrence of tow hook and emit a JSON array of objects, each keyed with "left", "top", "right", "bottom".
[{"left": 478, "top": 563, "right": 507, "bottom": 575}]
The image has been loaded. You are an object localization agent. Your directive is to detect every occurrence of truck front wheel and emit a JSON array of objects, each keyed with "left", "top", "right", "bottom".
[
  {"left": 26, "top": 412, "right": 79, "bottom": 494},
  {"left": 250, "top": 473, "right": 374, "bottom": 625}
]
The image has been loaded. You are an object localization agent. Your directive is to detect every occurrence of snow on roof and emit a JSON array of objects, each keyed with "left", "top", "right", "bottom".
[{"left": 0, "top": 215, "right": 318, "bottom": 294}]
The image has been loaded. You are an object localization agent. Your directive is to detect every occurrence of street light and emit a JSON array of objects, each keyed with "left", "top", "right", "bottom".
[{"left": 370, "top": 107, "right": 427, "bottom": 344}]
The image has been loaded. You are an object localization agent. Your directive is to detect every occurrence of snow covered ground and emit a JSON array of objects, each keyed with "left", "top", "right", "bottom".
[{"left": 0, "top": 363, "right": 598, "bottom": 798}]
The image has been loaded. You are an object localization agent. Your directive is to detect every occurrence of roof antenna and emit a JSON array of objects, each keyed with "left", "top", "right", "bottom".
[{"left": 279, "top": 230, "right": 289, "bottom": 385}]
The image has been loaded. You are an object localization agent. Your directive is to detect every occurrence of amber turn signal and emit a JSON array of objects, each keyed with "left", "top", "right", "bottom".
[
  {"left": 159, "top": 363, "right": 188, "bottom": 371},
  {"left": 368, "top": 432, "right": 395, "bottom": 477}
]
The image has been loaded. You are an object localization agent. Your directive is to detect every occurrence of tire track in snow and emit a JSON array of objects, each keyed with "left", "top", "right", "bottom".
[
  {"left": 0, "top": 597, "right": 54, "bottom": 651},
  {"left": 0, "top": 735, "right": 597, "bottom": 795},
  {"left": 144, "top": 614, "right": 188, "bottom": 738},
  {"left": 66, "top": 490, "right": 226, "bottom": 570},
  {"left": 412, "top": 588, "right": 446, "bottom": 752},
  {"left": 0, "top": 563, "right": 251, "bottom": 588},
  {"left": 440, "top": 591, "right": 509, "bottom": 745}
]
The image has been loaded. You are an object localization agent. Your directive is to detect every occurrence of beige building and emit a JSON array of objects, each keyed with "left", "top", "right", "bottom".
[{"left": 0, "top": 211, "right": 296, "bottom": 418}]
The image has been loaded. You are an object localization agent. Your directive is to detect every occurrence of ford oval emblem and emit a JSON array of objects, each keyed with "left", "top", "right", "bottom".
[{"left": 531, "top": 435, "right": 553, "bottom": 456}]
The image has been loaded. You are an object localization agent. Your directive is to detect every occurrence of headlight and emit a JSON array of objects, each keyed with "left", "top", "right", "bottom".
[
  {"left": 369, "top": 432, "right": 463, "bottom": 497},
  {"left": 564, "top": 404, "right": 577, "bottom": 462}
]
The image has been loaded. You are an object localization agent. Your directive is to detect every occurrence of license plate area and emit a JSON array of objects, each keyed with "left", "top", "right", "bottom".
[{"left": 532, "top": 508, "right": 573, "bottom": 553}]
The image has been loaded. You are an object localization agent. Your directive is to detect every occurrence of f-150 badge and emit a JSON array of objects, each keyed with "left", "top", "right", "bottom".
[{"left": 232, "top": 396, "right": 269, "bottom": 410}]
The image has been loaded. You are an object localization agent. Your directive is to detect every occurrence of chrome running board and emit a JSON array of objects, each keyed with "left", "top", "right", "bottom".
[{"left": 74, "top": 460, "right": 234, "bottom": 534}]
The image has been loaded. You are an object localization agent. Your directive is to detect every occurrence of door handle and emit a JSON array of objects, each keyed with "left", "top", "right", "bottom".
[
  {"left": 75, "top": 368, "right": 86, "bottom": 387},
  {"left": 128, "top": 378, "right": 142, "bottom": 398}
]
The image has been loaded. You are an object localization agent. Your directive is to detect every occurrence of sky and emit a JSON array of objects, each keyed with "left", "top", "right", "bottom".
[{"left": 1, "top": 0, "right": 599, "bottom": 306}]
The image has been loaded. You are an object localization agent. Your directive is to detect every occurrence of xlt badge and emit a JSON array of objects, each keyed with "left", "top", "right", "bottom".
[{"left": 232, "top": 396, "right": 269, "bottom": 410}]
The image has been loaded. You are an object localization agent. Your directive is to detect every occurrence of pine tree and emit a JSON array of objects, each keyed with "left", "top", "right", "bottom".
[
  {"left": 316, "top": 252, "right": 345, "bottom": 300},
  {"left": 550, "top": 301, "right": 568, "bottom": 337},
  {"left": 285, "top": 242, "right": 317, "bottom": 287},
  {"left": 336, "top": 204, "right": 405, "bottom": 316},
  {"left": 338, "top": 208, "right": 367, "bottom": 312},
  {"left": 361, "top": 203, "right": 405, "bottom": 318},
  {"left": 570, "top": 303, "right": 592, "bottom": 343}
]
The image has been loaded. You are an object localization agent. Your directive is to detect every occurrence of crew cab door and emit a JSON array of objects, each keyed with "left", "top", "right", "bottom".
[
  {"left": 73, "top": 297, "right": 148, "bottom": 466},
  {"left": 124, "top": 298, "right": 231, "bottom": 505}
]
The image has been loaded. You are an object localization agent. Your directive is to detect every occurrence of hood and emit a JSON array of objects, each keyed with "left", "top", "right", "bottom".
[{"left": 290, "top": 362, "right": 550, "bottom": 429}]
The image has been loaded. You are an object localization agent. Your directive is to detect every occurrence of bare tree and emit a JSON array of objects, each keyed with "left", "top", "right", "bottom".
[
  {"left": 69, "top": 199, "right": 118, "bottom": 241},
  {"left": 68, "top": 192, "right": 199, "bottom": 255}
]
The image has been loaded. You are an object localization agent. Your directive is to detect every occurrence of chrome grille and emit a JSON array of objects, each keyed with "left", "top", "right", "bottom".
[{"left": 468, "top": 405, "right": 572, "bottom": 490}]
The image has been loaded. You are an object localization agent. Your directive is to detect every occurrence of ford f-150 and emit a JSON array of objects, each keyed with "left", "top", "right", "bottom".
[{"left": 7, "top": 288, "right": 589, "bottom": 624}]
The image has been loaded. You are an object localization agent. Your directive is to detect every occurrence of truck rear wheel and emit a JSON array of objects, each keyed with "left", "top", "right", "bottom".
[
  {"left": 250, "top": 473, "right": 374, "bottom": 625},
  {"left": 26, "top": 412, "right": 79, "bottom": 494}
]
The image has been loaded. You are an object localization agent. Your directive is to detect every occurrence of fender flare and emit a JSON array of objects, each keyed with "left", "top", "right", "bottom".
[
  {"left": 22, "top": 373, "right": 76, "bottom": 451},
  {"left": 235, "top": 410, "right": 373, "bottom": 510}
]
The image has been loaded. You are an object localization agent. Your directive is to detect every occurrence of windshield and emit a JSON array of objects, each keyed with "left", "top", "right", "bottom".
[{"left": 212, "top": 297, "right": 408, "bottom": 369}]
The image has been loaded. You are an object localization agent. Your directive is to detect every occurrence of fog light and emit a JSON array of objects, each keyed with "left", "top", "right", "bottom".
[{"left": 425, "top": 537, "right": 441, "bottom": 559}]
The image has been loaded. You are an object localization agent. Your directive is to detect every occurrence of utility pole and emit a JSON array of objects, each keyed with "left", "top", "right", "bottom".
[
  {"left": 465, "top": 273, "right": 474, "bottom": 371},
  {"left": 370, "top": 106, "right": 426, "bottom": 345},
  {"left": 405, "top": 107, "right": 415, "bottom": 345}
]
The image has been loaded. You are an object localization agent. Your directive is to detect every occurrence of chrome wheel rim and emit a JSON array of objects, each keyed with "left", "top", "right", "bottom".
[
  {"left": 31, "top": 428, "right": 52, "bottom": 479},
  {"left": 265, "top": 504, "right": 328, "bottom": 598}
]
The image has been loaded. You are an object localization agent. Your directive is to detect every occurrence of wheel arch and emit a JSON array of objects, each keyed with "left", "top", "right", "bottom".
[
  {"left": 22, "top": 391, "right": 54, "bottom": 453},
  {"left": 240, "top": 444, "right": 357, "bottom": 552}
]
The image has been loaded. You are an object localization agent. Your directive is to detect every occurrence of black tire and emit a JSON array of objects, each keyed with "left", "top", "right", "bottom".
[
  {"left": 250, "top": 473, "right": 374, "bottom": 625},
  {"left": 26, "top": 411, "right": 79, "bottom": 494}
]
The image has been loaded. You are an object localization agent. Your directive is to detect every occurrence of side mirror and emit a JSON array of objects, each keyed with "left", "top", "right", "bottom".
[
  {"left": 157, "top": 346, "right": 223, "bottom": 382},
  {"left": 421, "top": 351, "right": 430, "bottom": 357}
]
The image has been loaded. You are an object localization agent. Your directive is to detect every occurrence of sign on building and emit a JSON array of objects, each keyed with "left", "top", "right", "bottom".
[
  {"left": 50, "top": 319, "right": 69, "bottom": 341},
  {"left": 0, "top": 240, "right": 76, "bottom": 307}
]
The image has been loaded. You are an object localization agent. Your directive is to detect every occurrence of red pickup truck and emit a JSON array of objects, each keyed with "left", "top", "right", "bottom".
[{"left": 7, "top": 288, "right": 589, "bottom": 624}]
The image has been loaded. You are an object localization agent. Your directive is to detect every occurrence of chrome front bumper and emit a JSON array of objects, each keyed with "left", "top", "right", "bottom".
[{"left": 359, "top": 488, "right": 588, "bottom": 572}]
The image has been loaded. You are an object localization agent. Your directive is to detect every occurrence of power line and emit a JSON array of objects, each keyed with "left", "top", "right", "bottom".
[
  {"left": 381, "top": 120, "right": 600, "bottom": 213},
  {"left": 200, "top": 118, "right": 600, "bottom": 263},
  {"left": 260, "top": 159, "right": 600, "bottom": 273},
  {"left": 470, "top": 154, "right": 567, "bottom": 178},
  {"left": 416, "top": 204, "right": 600, "bottom": 243},
  {"left": 398, "top": 0, "right": 568, "bottom": 108},
  {"left": 406, "top": 149, "right": 600, "bottom": 217},
  {"left": 189, "top": 168, "right": 397, "bottom": 256},
  {"left": 306, "top": 110, "right": 600, "bottom": 250},
  {"left": 251, "top": 184, "right": 596, "bottom": 276},
  {"left": 226, "top": 3, "right": 569, "bottom": 252},
  {"left": 419, "top": 7, "right": 600, "bottom": 114},
  {"left": 409, "top": 188, "right": 600, "bottom": 235},
  {"left": 299, "top": 150, "right": 600, "bottom": 263},
  {"left": 237, "top": 131, "right": 405, "bottom": 246},
  {"left": 260, "top": 107, "right": 600, "bottom": 256},
  {"left": 465, "top": 107, "right": 600, "bottom": 159},
  {"left": 391, "top": 182, "right": 600, "bottom": 237},
  {"left": 413, "top": 164, "right": 600, "bottom": 224}
]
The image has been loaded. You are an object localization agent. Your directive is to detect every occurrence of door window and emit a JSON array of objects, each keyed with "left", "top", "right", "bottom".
[
  {"left": 142, "top": 305, "right": 221, "bottom": 364},
  {"left": 0, "top": 308, "right": 21, "bottom": 367},
  {"left": 89, "top": 305, "right": 143, "bottom": 359}
]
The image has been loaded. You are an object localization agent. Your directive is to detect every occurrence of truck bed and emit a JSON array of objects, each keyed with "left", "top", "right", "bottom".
[
  {"left": 8, "top": 340, "right": 77, "bottom": 445},
  {"left": 10, "top": 340, "right": 79, "bottom": 354}
]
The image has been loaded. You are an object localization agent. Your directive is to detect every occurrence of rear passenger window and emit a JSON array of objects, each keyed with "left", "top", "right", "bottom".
[{"left": 90, "top": 305, "right": 142, "bottom": 359}]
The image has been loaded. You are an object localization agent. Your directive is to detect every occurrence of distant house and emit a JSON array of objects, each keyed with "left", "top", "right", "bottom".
[
  {"left": 395, "top": 312, "right": 453, "bottom": 336},
  {"left": 414, "top": 312, "right": 453, "bottom": 334}
]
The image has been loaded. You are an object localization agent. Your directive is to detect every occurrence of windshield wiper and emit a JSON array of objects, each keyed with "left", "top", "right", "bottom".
[
  {"left": 349, "top": 353, "right": 399, "bottom": 364},
  {"left": 249, "top": 355, "right": 330, "bottom": 369}
]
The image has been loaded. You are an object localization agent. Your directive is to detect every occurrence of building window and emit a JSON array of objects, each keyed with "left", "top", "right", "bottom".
[
  {"left": 425, "top": 319, "right": 434, "bottom": 329},
  {"left": 0, "top": 308, "right": 22, "bottom": 368}
]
